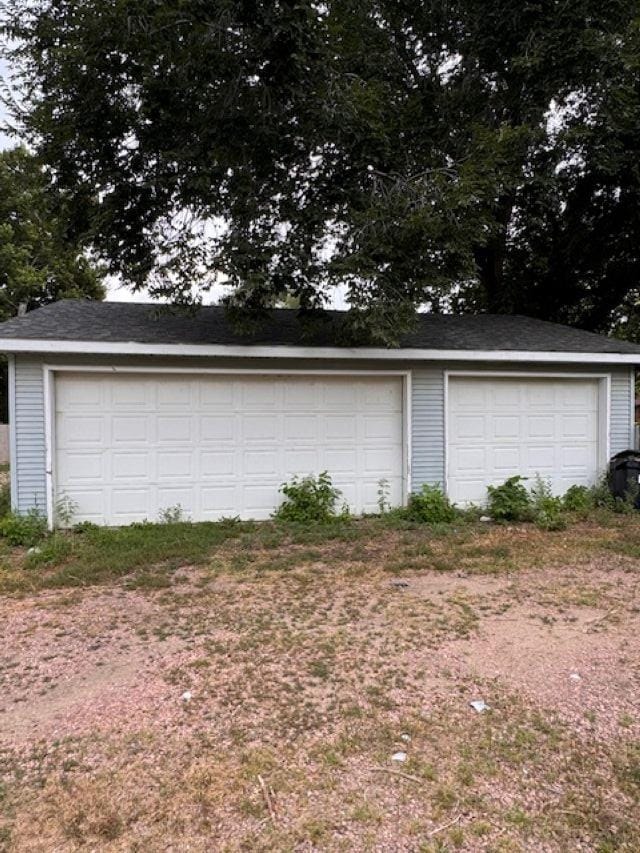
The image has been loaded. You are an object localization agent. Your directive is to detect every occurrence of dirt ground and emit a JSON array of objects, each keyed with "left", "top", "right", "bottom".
[{"left": 0, "top": 524, "right": 639, "bottom": 851}]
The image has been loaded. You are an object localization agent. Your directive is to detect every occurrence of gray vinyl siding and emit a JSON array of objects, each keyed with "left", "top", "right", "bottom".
[
  {"left": 610, "top": 367, "right": 635, "bottom": 456},
  {"left": 12, "top": 356, "right": 47, "bottom": 513},
  {"left": 411, "top": 367, "right": 445, "bottom": 491},
  {"left": 7, "top": 353, "right": 636, "bottom": 515}
]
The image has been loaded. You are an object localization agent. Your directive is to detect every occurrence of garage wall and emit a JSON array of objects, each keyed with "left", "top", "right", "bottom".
[
  {"left": 11, "top": 356, "right": 47, "bottom": 513},
  {"left": 411, "top": 367, "right": 446, "bottom": 490},
  {"left": 411, "top": 363, "right": 636, "bottom": 493},
  {"left": 8, "top": 354, "right": 636, "bottom": 515}
]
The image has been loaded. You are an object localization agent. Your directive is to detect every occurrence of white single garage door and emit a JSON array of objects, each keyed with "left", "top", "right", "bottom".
[
  {"left": 55, "top": 372, "right": 405, "bottom": 525},
  {"left": 447, "top": 376, "right": 602, "bottom": 505}
]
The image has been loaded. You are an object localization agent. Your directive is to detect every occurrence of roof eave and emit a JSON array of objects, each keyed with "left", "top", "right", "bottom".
[{"left": 0, "top": 338, "right": 638, "bottom": 363}]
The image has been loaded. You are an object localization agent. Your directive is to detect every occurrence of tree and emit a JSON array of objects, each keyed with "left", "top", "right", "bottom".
[
  {"left": 0, "top": 146, "right": 105, "bottom": 320},
  {"left": 2, "top": 2, "right": 639, "bottom": 342}
]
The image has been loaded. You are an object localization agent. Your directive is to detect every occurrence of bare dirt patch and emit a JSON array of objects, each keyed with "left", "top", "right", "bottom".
[{"left": 0, "top": 522, "right": 639, "bottom": 851}]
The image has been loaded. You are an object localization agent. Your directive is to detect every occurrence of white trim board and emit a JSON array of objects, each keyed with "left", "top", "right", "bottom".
[
  {"left": 43, "top": 364, "right": 412, "bottom": 528},
  {"left": 1, "top": 337, "right": 639, "bottom": 363}
]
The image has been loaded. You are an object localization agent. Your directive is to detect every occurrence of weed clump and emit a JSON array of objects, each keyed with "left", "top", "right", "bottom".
[
  {"left": 0, "top": 508, "right": 47, "bottom": 546},
  {"left": 404, "top": 484, "right": 456, "bottom": 524},
  {"left": 487, "top": 476, "right": 533, "bottom": 523},
  {"left": 273, "top": 472, "right": 346, "bottom": 524}
]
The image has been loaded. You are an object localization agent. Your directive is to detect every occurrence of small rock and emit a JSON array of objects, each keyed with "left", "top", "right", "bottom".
[
  {"left": 469, "top": 699, "right": 489, "bottom": 713},
  {"left": 400, "top": 733, "right": 411, "bottom": 742},
  {"left": 391, "top": 751, "right": 407, "bottom": 762},
  {"left": 27, "top": 546, "right": 42, "bottom": 555},
  {"left": 479, "top": 516, "right": 492, "bottom": 523},
  {"left": 181, "top": 690, "right": 192, "bottom": 702},
  {"left": 391, "top": 580, "right": 409, "bottom": 589},
  {"left": 569, "top": 673, "right": 581, "bottom": 682}
]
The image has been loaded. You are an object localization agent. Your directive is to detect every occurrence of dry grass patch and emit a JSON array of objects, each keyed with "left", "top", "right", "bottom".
[{"left": 0, "top": 515, "right": 640, "bottom": 849}]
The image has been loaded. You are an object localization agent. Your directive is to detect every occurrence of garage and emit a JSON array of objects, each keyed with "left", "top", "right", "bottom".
[
  {"left": 446, "top": 375, "right": 605, "bottom": 505},
  {"left": 1, "top": 302, "right": 637, "bottom": 527},
  {"left": 54, "top": 371, "right": 406, "bottom": 524}
]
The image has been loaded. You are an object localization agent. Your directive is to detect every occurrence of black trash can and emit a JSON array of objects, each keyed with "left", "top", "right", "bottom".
[{"left": 609, "top": 449, "right": 640, "bottom": 508}]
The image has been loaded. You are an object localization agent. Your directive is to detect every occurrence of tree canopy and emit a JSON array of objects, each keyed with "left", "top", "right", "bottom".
[
  {"left": 2, "top": 1, "right": 639, "bottom": 341},
  {"left": 0, "top": 146, "right": 105, "bottom": 321}
]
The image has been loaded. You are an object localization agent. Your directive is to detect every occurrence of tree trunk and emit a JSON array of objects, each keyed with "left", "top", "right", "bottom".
[{"left": 474, "top": 193, "right": 515, "bottom": 313}]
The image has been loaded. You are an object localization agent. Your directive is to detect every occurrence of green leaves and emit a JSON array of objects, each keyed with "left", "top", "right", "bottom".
[
  {"left": 3, "top": 1, "right": 640, "bottom": 339},
  {"left": 0, "top": 146, "right": 105, "bottom": 320}
]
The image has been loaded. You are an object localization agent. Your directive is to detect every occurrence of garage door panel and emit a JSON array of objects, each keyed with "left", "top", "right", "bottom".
[
  {"left": 525, "top": 446, "right": 555, "bottom": 470},
  {"left": 244, "top": 415, "right": 279, "bottom": 441},
  {"left": 527, "top": 416, "right": 555, "bottom": 438},
  {"left": 364, "top": 414, "right": 400, "bottom": 440},
  {"left": 157, "top": 450, "right": 193, "bottom": 479},
  {"left": 157, "top": 415, "right": 192, "bottom": 443},
  {"left": 492, "top": 446, "right": 521, "bottom": 472},
  {"left": 455, "top": 415, "right": 485, "bottom": 439},
  {"left": 284, "top": 415, "right": 318, "bottom": 441},
  {"left": 561, "top": 414, "right": 593, "bottom": 438},
  {"left": 64, "top": 489, "right": 105, "bottom": 519},
  {"left": 561, "top": 383, "right": 597, "bottom": 407},
  {"left": 157, "top": 487, "right": 195, "bottom": 513},
  {"left": 324, "top": 415, "right": 356, "bottom": 441},
  {"left": 111, "top": 380, "right": 151, "bottom": 408},
  {"left": 283, "top": 381, "right": 318, "bottom": 407},
  {"left": 58, "top": 415, "right": 104, "bottom": 447},
  {"left": 157, "top": 382, "right": 192, "bottom": 408},
  {"left": 493, "top": 416, "right": 520, "bottom": 439},
  {"left": 560, "top": 444, "right": 596, "bottom": 469},
  {"left": 526, "top": 385, "right": 555, "bottom": 407},
  {"left": 58, "top": 452, "right": 103, "bottom": 482},
  {"left": 363, "top": 383, "right": 402, "bottom": 408},
  {"left": 322, "top": 384, "right": 354, "bottom": 408},
  {"left": 493, "top": 385, "right": 521, "bottom": 407},
  {"left": 242, "top": 484, "right": 281, "bottom": 518},
  {"left": 243, "top": 449, "right": 280, "bottom": 476},
  {"left": 57, "top": 379, "right": 102, "bottom": 408},
  {"left": 448, "top": 377, "right": 601, "bottom": 505},
  {"left": 200, "top": 380, "right": 235, "bottom": 407},
  {"left": 200, "top": 449, "right": 236, "bottom": 478},
  {"left": 241, "top": 381, "right": 278, "bottom": 408},
  {"left": 201, "top": 415, "right": 235, "bottom": 442},
  {"left": 112, "top": 452, "right": 149, "bottom": 481},
  {"left": 283, "top": 450, "right": 320, "bottom": 476},
  {"left": 451, "top": 446, "right": 486, "bottom": 473},
  {"left": 363, "top": 447, "right": 397, "bottom": 473},
  {"left": 111, "top": 488, "right": 152, "bottom": 518},
  {"left": 201, "top": 485, "right": 238, "bottom": 515},
  {"left": 55, "top": 373, "right": 404, "bottom": 523},
  {"left": 113, "top": 416, "right": 147, "bottom": 443}
]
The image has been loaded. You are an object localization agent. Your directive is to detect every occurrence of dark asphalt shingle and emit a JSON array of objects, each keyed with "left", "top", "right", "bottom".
[{"left": 0, "top": 299, "right": 639, "bottom": 354}]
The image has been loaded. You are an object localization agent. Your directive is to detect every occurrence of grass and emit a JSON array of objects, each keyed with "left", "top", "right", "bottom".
[
  {"left": 1, "top": 510, "right": 640, "bottom": 849},
  {"left": 0, "top": 508, "right": 637, "bottom": 594}
]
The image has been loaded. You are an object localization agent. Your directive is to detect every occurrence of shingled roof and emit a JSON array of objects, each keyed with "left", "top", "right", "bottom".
[{"left": 0, "top": 299, "right": 639, "bottom": 355}]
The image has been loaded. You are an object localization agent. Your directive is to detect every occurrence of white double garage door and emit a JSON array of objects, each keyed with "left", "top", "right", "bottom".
[
  {"left": 54, "top": 371, "right": 604, "bottom": 524},
  {"left": 55, "top": 372, "right": 406, "bottom": 524}
]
